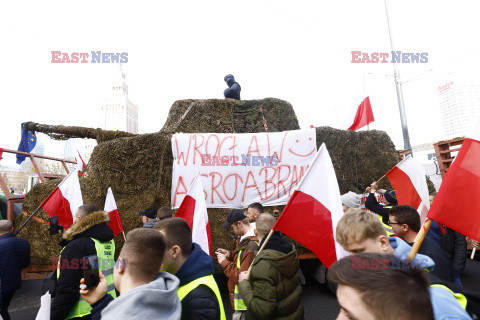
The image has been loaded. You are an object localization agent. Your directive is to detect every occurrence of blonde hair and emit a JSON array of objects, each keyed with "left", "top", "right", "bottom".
[{"left": 336, "top": 211, "right": 386, "bottom": 247}]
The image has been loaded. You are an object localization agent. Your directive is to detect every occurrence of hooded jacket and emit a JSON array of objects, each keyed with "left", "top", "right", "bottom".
[
  {"left": 220, "top": 232, "right": 258, "bottom": 307},
  {"left": 224, "top": 74, "right": 241, "bottom": 100},
  {"left": 91, "top": 272, "right": 181, "bottom": 320},
  {"left": 0, "top": 233, "right": 30, "bottom": 294},
  {"left": 238, "top": 232, "right": 304, "bottom": 320},
  {"left": 176, "top": 243, "right": 221, "bottom": 320},
  {"left": 51, "top": 211, "right": 114, "bottom": 320}
]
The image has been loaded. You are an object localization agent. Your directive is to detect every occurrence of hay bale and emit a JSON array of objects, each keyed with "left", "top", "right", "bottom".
[{"left": 18, "top": 98, "right": 401, "bottom": 264}]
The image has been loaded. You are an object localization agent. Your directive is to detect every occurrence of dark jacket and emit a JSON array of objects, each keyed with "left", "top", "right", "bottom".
[
  {"left": 0, "top": 233, "right": 30, "bottom": 294},
  {"left": 365, "top": 193, "right": 394, "bottom": 225},
  {"left": 414, "top": 235, "right": 454, "bottom": 283},
  {"left": 238, "top": 232, "right": 304, "bottom": 320},
  {"left": 441, "top": 227, "right": 467, "bottom": 275},
  {"left": 220, "top": 233, "right": 259, "bottom": 307},
  {"left": 176, "top": 243, "right": 220, "bottom": 320},
  {"left": 51, "top": 211, "right": 114, "bottom": 320},
  {"left": 142, "top": 219, "right": 156, "bottom": 229},
  {"left": 224, "top": 75, "right": 241, "bottom": 100}
]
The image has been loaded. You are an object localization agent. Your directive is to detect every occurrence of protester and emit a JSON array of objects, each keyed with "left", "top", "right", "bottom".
[
  {"left": 156, "top": 206, "right": 173, "bottom": 222},
  {"left": 327, "top": 252, "right": 435, "bottom": 320},
  {"left": 216, "top": 209, "right": 258, "bottom": 320},
  {"left": 154, "top": 218, "right": 225, "bottom": 320},
  {"left": 388, "top": 205, "right": 454, "bottom": 282},
  {"left": 79, "top": 228, "right": 181, "bottom": 320},
  {"left": 427, "top": 192, "right": 467, "bottom": 286},
  {"left": 224, "top": 74, "right": 241, "bottom": 100},
  {"left": 336, "top": 211, "right": 473, "bottom": 320},
  {"left": 0, "top": 220, "right": 30, "bottom": 320},
  {"left": 51, "top": 204, "right": 115, "bottom": 320},
  {"left": 246, "top": 202, "right": 263, "bottom": 229},
  {"left": 139, "top": 207, "right": 157, "bottom": 228},
  {"left": 340, "top": 191, "right": 363, "bottom": 214},
  {"left": 364, "top": 181, "right": 397, "bottom": 225},
  {"left": 238, "top": 213, "right": 304, "bottom": 319}
]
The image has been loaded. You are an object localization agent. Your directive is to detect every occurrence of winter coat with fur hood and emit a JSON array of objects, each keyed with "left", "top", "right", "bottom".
[{"left": 51, "top": 211, "right": 114, "bottom": 320}]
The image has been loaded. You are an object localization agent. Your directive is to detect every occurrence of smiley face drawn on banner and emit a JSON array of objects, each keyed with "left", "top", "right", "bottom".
[{"left": 288, "top": 136, "right": 316, "bottom": 158}]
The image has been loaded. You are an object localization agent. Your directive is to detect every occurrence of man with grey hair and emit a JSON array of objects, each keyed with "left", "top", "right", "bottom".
[
  {"left": 238, "top": 213, "right": 304, "bottom": 319},
  {"left": 0, "top": 220, "right": 30, "bottom": 320}
]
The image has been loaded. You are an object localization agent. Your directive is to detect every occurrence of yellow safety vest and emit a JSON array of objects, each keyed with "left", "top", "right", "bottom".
[
  {"left": 430, "top": 284, "right": 468, "bottom": 310},
  {"left": 177, "top": 275, "right": 226, "bottom": 320},
  {"left": 380, "top": 206, "right": 394, "bottom": 237},
  {"left": 234, "top": 249, "right": 247, "bottom": 311},
  {"left": 57, "top": 238, "right": 116, "bottom": 319}
]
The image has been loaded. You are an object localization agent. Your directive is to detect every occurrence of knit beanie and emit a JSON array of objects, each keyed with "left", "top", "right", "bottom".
[
  {"left": 384, "top": 190, "right": 397, "bottom": 205},
  {"left": 341, "top": 191, "right": 362, "bottom": 208}
]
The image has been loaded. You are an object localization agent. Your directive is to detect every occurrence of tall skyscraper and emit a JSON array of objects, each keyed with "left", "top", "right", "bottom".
[
  {"left": 438, "top": 78, "right": 480, "bottom": 139},
  {"left": 100, "top": 64, "right": 138, "bottom": 133}
]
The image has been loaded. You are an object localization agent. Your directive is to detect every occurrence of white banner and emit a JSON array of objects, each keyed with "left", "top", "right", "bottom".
[{"left": 171, "top": 128, "right": 317, "bottom": 208}]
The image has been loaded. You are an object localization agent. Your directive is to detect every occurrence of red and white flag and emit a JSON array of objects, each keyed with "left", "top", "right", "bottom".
[
  {"left": 176, "top": 173, "right": 212, "bottom": 256},
  {"left": 273, "top": 143, "right": 349, "bottom": 268},
  {"left": 104, "top": 187, "right": 124, "bottom": 236},
  {"left": 75, "top": 150, "right": 86, "bottom": 174},
  {"left": 385, "top": 155, "right": 430, "bottom": 222},
  {"left": 428, "top": 117, "right": 480, "bottom": 241},
  {"left": 40, "top": 170, "right": 83, "bottom": 229},
  {"left": 343, "top": 80, "right": 375, "bottom": 131}
]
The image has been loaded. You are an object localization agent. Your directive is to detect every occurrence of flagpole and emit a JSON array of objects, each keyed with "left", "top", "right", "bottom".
[
  {"left": 471, "top": 248, "right": 476, "bottom": 260},
  {"left": 407, "top": 219, "right": 432, "bottom": 260},
  {"left": 14, "top": 205, "right": 42, "bottom": 236},
  {"left": 122, "top": 231, "right": 127, "bottom": 241}
]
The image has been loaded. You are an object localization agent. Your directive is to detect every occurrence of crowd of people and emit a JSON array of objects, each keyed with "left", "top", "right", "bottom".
[{"left": 0, "top": 181, "right": 479, "bottom": 320}]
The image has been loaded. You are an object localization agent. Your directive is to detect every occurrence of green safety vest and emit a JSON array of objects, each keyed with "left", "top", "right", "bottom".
[
  {"left": 177, "top": 275, "right": 226, "bottom": 320},
  {"left": 234, "top": 249, "right": 247, "bottom": 311},
  {"left": 57, "top": 238, "right": 116, "bottom": 320},
  {"left": 430, "top": 284, "right": 468, "bottom": 310}
]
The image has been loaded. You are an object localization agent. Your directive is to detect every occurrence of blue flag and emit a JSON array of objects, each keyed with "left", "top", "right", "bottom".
[{"left": 16, "top": 123, "right": 37, "bottom": 164}]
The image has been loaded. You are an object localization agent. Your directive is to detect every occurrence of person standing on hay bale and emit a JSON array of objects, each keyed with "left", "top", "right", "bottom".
[
  {"left": 51, "top": 204, "right": 116, "bottom": 320},
  {"left": 224, "top": 74, "right": 241, "bottom": 100},
  {"left": 0, "top": 220, "right": 30, "bottom": 320},
  {"left": 139, "top": 207, "right": 157, "bottom": 228},
  {"left": 216, "top": 209, "right": 259, "bottom": 320}
]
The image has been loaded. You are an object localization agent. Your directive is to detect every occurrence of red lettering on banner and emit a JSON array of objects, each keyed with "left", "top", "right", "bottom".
[
  {"left": 277, "top": 165, "right": 291, "bottom": 198},
  {"left": 260, "top": 166, "right": 277, "bottom": 200},
  {"left": 223, "top": 173, "right": 243, "bottom": 201},
  {"left": 174, "top": 136, "right": 192, "bottom": 165},
  {"left": 206, "top": 134, "right": 221, "bottom": 158},
  {"left": 219, "top": 136, "right": 233, "bottom": 158},
  {"left": 247, "top": 135, "right": 261, "bottom": 157},
  {"left": 289, "top": 165, "right": 299, "bottom": 196},
  {"left": 173, "top": 176, "right": 188, "bottom": 207},
  {"left": 210, "top": 172, "right": 226, "bottom": 204},
  {"left": 243, "top": 171, "right": 264, "bottom": 201},
  {"left": 193, "top": 134, "right": 205, "bottom": 165},
  {"left": 230, "top": 136, "right": 241, "bottom": 166}
]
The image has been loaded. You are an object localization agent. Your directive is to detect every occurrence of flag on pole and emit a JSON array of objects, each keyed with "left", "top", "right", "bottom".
[
  {"left": 176, "top": 173, "right": 212, "bottom": 256},
  {"left": 104, "top": 187, "right": 124, "bottom": 236},
  {"left": 40, "top": 170, "right": 83, "bottom": 229},
  {"left": 385, "top": 155, "right": 430, "bottom": 222},
  {"left": 75, "top": 150, "right": 86, "bottom": 174},
  {"left": 273, "top": 143, "right": 349, "bottom": 268},
  {"left": 343, "top": 79, "right": 375, "bottom": 131},
  {"left": 428, "top": 117, "right": 480, "bottom": 241},
  {"left": 16, "top": 123, "right": 37, "bottom": 164}
]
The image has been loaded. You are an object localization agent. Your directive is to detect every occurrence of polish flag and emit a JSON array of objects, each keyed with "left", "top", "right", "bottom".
[
  {"left": 176, "top": 173, "right": 212, "bottom": 255},
  {"left": 385, "top": 155, "right": 430, "bottom": 222},
  {"left": 75, "top": 150, "right": 86, "bottom": 174},
  {"left": 428, "top": 117, "right": 480, "bottom": 241},
  {"left": 344, "top": 81, "right": 375, "bottom": 131},
  {"left": 104, "top": 187, "right": 124, "bottom": 236},
  {"left": 40, "top": 170, "right": 83, "bottom": 229},
  {"left": 273, "top": 143, "right": 349, "bottom": 268}
]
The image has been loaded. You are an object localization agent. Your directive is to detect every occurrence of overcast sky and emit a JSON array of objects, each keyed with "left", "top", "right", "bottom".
[{"left": 1, "top": 0, "right": 479, "bottom": 165}]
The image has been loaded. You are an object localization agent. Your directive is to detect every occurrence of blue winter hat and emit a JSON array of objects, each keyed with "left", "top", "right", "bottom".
[{"left": 384, "top": 190, "right": 397, "bottom": 205}]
